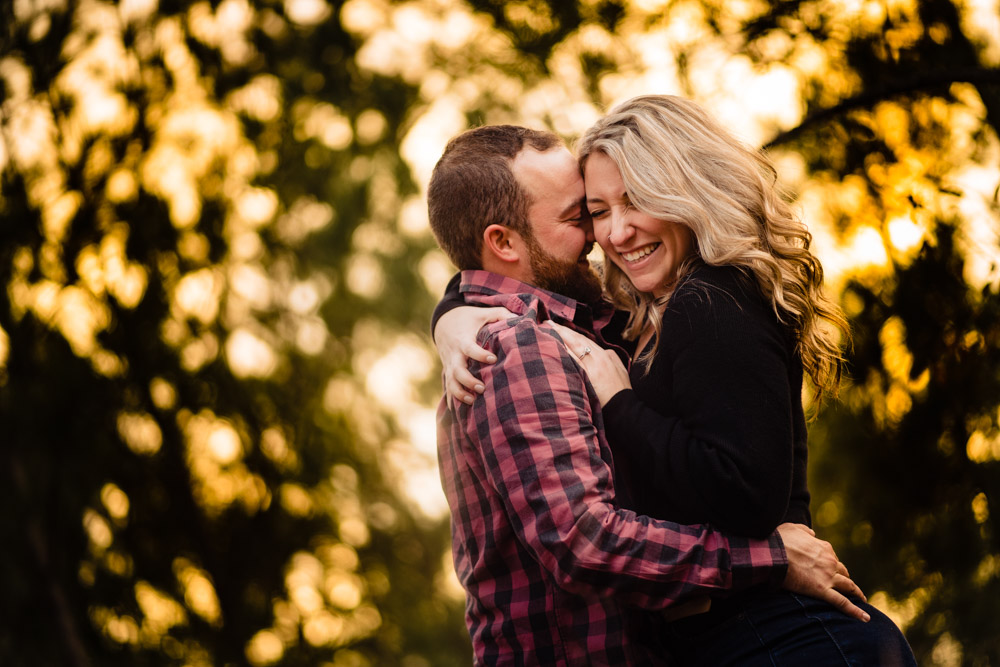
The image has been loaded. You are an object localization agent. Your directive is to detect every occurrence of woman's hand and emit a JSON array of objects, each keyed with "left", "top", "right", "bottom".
[
  {"left": 433, "top": 306, "right": 513, "bottom": 404},
  {"left": 546, "top": 321, "right": 631, "bottom": 407}
]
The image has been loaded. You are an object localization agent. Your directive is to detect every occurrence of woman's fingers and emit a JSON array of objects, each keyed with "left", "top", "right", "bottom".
[
  {"left": 434, "top": 305, "right": 514, "bottom": 405},
  {"left": 544, "top": 320, "right": 631, "bottom": 406},
  {"left": 482, "top": 306, "right": 516, "bottom": 327},
  {"left": 545, "top": 320, "right": 592, "bottom": 358},
  {"left": 450, "top": 308, "right": 510, "bottom": 400},
  {"left": 463, "top": 342, "right": 497, "bottom": 366},
  {"left": 444, "top": 342, "right": 492, "bottom": 404},
  {"left": 447, "top": 366, "right": 484, "bottom": 403}
]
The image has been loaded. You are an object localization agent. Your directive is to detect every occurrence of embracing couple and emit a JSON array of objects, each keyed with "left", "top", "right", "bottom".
[{"left": 427, "top": 95, "right": 915, "bottom": 666}]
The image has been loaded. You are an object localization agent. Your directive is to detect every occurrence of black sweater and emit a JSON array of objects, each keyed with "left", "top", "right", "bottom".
[
  {"left": 603, "top": 263, "right": 810, "bottom": 537},
  {"left": 431, "top": 264, "right": 810, "bottom": 539}
]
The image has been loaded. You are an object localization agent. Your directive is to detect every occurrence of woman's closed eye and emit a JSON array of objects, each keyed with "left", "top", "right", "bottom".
[{"left": 588, "top": 195, "right": 631, "bottom": 219}]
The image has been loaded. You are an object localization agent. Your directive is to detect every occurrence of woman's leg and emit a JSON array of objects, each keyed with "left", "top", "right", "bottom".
[
  {"left": 749, "top": 593, "right": 916, "bottom": 666},
  {"left": 664, "top": 591, "right": 916, "bottom": 666}
]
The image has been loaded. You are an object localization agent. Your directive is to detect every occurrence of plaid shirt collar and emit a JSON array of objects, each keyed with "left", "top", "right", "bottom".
[{"left": 458, "top": 269, "right": 616, "bottom": 337}]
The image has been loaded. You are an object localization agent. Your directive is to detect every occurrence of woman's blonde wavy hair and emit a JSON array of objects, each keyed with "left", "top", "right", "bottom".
[{"left": 577, "top": 94, "right": 849, "bottom": 396}]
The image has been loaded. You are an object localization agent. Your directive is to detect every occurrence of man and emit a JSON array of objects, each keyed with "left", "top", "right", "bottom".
[{"left": 427, "top": 125, "right": 867, "bottom": 665}]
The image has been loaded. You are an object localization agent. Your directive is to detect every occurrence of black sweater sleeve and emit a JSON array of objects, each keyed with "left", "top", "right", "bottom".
[
  {"left": 429, "top": 272, "right": 463, "bottom": 340},
  {"left": 602, "top": 267, "right": 798, "bottom": 538}
]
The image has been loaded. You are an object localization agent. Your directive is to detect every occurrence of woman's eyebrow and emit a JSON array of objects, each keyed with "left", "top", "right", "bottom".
[{"left": 586, "top": 191, "right": 625, "bottom": 204}]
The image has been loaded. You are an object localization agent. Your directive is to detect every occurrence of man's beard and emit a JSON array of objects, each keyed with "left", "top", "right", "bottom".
[{"left": 525, "top": 236, "right": 604, "bottom": 305}]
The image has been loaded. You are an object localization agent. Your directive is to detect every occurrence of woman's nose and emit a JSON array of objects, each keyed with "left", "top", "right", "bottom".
[{"left": 608, "top": 211, "right": 634, "bottom": 246}]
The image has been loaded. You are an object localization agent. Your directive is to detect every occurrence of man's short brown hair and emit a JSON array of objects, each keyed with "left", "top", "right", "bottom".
[{"left": 427, "top": 125, "right": 561, "bottom": 270}]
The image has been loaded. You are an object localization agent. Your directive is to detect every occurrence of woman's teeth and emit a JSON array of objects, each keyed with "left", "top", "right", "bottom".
[{"left": 621, "top": 243, "right": 660, "bottom": 262}]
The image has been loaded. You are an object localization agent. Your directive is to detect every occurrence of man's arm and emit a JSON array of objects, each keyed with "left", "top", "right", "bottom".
[{"left": 467, "top": 317, "right": 786, "bottom": 609}]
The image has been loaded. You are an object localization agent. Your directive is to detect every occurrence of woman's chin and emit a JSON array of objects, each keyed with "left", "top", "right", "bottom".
[{"left": 624, "top": 273, "right": 658, "bottom": 294}]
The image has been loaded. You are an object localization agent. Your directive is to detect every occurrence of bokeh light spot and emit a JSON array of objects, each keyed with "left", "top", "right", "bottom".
[
  {"left": 100, "top": 483, "right": 130, "bottom": 522},
  {"left": 246, "top": 629, "right": 285, "bottom": 666},
  {"left": 117, "top": 411, "right": 164, "bottom": 455},
  {"left": 208, "top": 422, "right": 243, "bottom": 464},
  {"left": 174, "top": 557, "right": 223, "bottom": 627},
  {"left": 226, "top": 328, "right": 278, "bottom": 378},
  {"left": 285, "top": 0, "right": 331, "bottom": 26},
  {"left": 345, "top": 254, "right": 385, "bottom": 299},
  {"left": 83, "top": 508, "right": 114, "bottom": 553}
]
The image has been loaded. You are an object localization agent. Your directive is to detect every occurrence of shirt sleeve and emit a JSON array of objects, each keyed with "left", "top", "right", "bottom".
[
  {"left": 466, "top": 316, "right": 788, "bottom": 608},
  {"left": 602, "top": 271, "right": 797, "bottom": 538}
]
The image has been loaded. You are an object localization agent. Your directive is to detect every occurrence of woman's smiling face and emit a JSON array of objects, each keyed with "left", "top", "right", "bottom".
[{"left": 584, "top": 151, "right": 694, "bottom": 298}]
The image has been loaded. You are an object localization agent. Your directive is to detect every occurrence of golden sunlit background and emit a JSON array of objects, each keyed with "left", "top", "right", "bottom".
[{"left": 1, "top": 0, "right": 999, "bottom": 664}]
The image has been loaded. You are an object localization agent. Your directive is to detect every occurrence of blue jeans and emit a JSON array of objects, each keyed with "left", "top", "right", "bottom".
[{"left": 662, "top": 591, "right": 917, "bottom": 666}]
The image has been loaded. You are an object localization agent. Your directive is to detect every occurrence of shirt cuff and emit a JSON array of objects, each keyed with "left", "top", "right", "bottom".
[{"left": 725, "top": 531, "right": 788, "bottom": 593}]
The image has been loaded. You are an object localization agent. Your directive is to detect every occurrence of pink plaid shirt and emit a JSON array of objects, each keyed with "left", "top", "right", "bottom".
[{"left": 437, "top": 271, "right": 788, "bottom": 666}]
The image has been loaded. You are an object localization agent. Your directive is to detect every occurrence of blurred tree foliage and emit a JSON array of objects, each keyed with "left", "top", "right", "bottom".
[
  {"left": 1, "top": 0, "right": 997, "bottom": 665},
  {"left": 1, "top": 0, "right": 467, "bottom": 665}
]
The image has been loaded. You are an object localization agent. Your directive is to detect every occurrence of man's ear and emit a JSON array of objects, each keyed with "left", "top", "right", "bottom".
[{"left": 482, "top": 224, "right": 525, "bottom": 265}]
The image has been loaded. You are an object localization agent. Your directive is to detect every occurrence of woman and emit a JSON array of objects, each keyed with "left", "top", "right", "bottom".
[{"left": 434, "top": 95, "right": 915, "bottom": 664}]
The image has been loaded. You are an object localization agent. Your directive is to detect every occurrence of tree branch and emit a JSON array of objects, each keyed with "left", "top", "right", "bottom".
[{"left": 764, "top": 67, "right": 1000, "bottom": 149}]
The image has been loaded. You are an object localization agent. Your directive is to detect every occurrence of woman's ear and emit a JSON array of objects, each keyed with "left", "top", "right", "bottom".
[{"left": 482, "top": 224, "right": 524, "bottom": 265}]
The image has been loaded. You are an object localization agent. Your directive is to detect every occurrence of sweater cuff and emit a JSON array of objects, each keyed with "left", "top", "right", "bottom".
[
  {"left": 601, "top": 388, "right": 639, "bottom": 442},
  {"left": 429, "top": 272, "right": 463, "bottom": 340}
]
